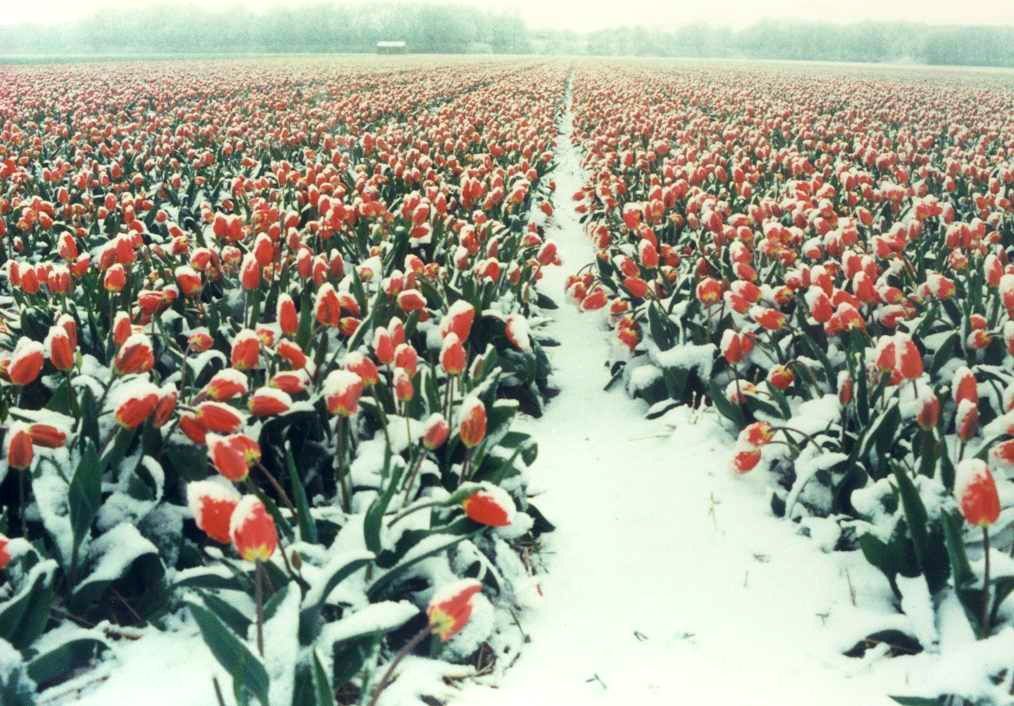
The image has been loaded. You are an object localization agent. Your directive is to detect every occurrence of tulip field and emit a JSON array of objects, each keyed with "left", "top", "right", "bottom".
[{"left": 0, "top": 56, "right": 1011, "bottom": 706}]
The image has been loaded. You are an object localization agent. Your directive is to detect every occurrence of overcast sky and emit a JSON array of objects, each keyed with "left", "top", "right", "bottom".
[{"left": 5, "top": 0, "right": 1014, "bottom": 32}]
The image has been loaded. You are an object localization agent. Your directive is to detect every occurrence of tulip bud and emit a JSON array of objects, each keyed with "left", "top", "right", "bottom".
[
  {"left": 422, "top": 413, "right": 450, "bottom": 449},
  {"left": 954, "top": 459, "right": 1000, "bottom": 527},
  {"left": 6, "top": 425, "right": 33, "bottom": 471},
  {"left": 323, "top": 370, "right": 363, "bottom": 416},
  {"left": 45, "top": 325, "right": 75, "bottom": 372},
  {"left": 230, "top": 329, "right": 260, "bottom": 370},
  {"left": 7, "top": 338, "right": 44, "bottom": 386},
  {"left": 440, "top": 300, "right": 475, "bottom": 341},
  {"left": 505, "top": 314, "right": 532, "bottom": 353},
  {"left": 196, "top": 401, "right": 245, "bottom": 434},
  {"left": 462, "top": 487, "right": 514, "bottom": 527},
  {"left": 458, "top": 396, "right": 487, "bottom": 448},
  {"left": 229, "top": 496, "right": 278, "bottom": 562},
  {"left": 276, "top": 294, "right": 298, "bottom": 336},
  {"left": 114, "top": 333, "right": 155, "bottom": 375},
  {"left": 440, "top": 333, "right": 466, "bottom": 376},
  {"left": 427, "top": 579, "right": 483, "bottom": 641},
  {"left": 248, "top": 387, "right": 292, "bottom": 417},
  {"left": 187, "top": 480, "right": 240, "bottom": 544}
]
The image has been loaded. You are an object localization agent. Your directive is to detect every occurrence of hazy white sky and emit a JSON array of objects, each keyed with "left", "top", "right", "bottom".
[{"left": 4, "top": 0, "right": 1014, "bottom": 31}]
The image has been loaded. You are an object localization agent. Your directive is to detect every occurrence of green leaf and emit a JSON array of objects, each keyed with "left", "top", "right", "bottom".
[
  {"left": 200, "top": 591, "right": 252, "bottom": 637},
  {"left": 0, "top": 641, "right": 37, "bottom": 706},
  {"left": 707, "top": 379, "right": 744, "bottom": 427},
  {"left": 27, "top": 633, "right": 108, "bottom": 687},
  {"left": 368, "top": 534, "right": 472, "bottom": 601},
  {"left": 0, "top": 561, "right": 57, "bottom": 649},
  {"left": 364, "top": 452, "right": 403, "bottom": 556},
  {"left": 187, "top": 600, "right": 271, "bottom": 706},
  {"left": 890, "top": 464, "right": 948, "bottom": 594},
  {"left": 298, "top": 552, "right": 374, "bottom": 644},
  {"left": 292, "top": 651, "right": 337, "bottom": 706},
  {"left": 889, "top": 697, "right": 944, "bottom": 706},
  {"left": 285, "top": 445, "right": 317, "bottom": 544},
  {"left": 68, "top": 439, "right": 102, "bottom": 573}
]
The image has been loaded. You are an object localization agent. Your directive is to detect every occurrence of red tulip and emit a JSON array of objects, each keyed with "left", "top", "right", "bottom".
[
  {"left": 397, "top": 289, "right": 427, "bottom": 313},
  {"left": 955, "top": 399, "right": 979, "bottom": 441},
  {"left": 277, "top": 294, "right": 298, "bottom": 336},
  {"left": 458, "top": 396, "right": 487, "bottom": 448},
  {"left": 240, "top": 253, "right": 260, "bottom": 291},
  {"left": 954, "top": 459, "right": 1001, "bottom": 527},
  {"left": 394, "top": 343, "right": 418, "bottom": 376},
  {"left": 202, "top": 369, "right": 248, "bottom": 401},
  {"left": 7, "top": 338, "right": 44, "bottom": 386},
  {"left": 393, "top": 368, "right": 414, "bottom": 402},
  {"left": 323, "top": 369, "right": 363, "bottom": 416},
  {"left": 740, "top": 422, "right": 774, "bottom": 447},
  {"left": 372, "top": 326, "right": 395, "bottom": 365},
  {"left": 196, "top": 401, "right": 244, "bottom": 434},
  {"left": 45, "top": 325, "right": 75, "bottom": 372},
  {"left": 28, "top": 423, "right": 66, "bottom": 448},
  {"left": 103, "top": 263, "right": 126, "bottom": 292},
  {"left": 114, "top": 334, "right": 155, "bottom": 375},
  {"left": 767, "top": 364, "right": 794, "bottom": 390},
  {"left": 505, "top": 314, "right": 532, "bottom": 353},
  {"left": 990, "top": 439, "right": 1014, "bottom": 467},
  {"left": 622, "top": 276, "right": 649, "bottom": 299},
  {"left": 271, "top": 370, "right": 307, "bottom": 395},
  {"left": 56, "top": 313, "right": 78, "bottom": 350},
  {"left": 6, "top": 425, "right": 33, "bottom": 471},
  {"left": 751, "top": 306, "right": 785, "bottom": 331},
  {"left": 114, "top": 382, "right": 161, "bottom": 428},
  {"left": 230, "top": 329, "right": 260, "bottom": 370},
  {"left": 427, "top": 579, "right": 483, "bottom": 641},
  {"left": 112, "top": 311, "right": 133, "bottom": 347},
  {"left": 188, "top": 330, "right": 214, "bottom": 353},
  {"left": 440, "top": 300, "right": 475, "bottom": 341},
  {"left": 229, "top": 495, "right": 277, "bottom": 562},
  {"left": 580, "top": 287, "right": 608, "bottom": 311},
  {"left": 952, "top": 367, "right": 978, "bottom": 406},
  {"left": 180, "top": 413, "right": 208, "bottom": 445},
  {"left": 187, "top": 480, "right": 240, "bottom": 544},
  {"left": 720, "top": 330, "right": 753, "bottom": 365},
  {"left": 916, "top": 392, "right": 940, "bottom": 430},
  {"left": 315, "top": 283, "right": 341, "bottom": 327},
  {"left": 153, "top": 384, "right": 177, "bottom": 427},
  {"left": 344, "top": 352, "right": 379, "bottom": 386},
  {"left": 207, "top": 433, "right": 260, "bottom": 482},
  {"left": 695, "top": 277, "right": 722, "bottom": 305},
  {"left": 731, "top": 444, "right": 761, "bottom": 473},
  {"left": 422, "top": 413, "right": 450, "bottom": 449},
  {"left": 894, "top": 333, "right": 923, "bottom": 380},
  {"left": 248, "top": 387, "right": 292, "bottom": 416},
  {"left": 462, "top": 488, "right": 514, "bottom": 527},
  {"left": 0, "top": 534, "right": 10, "bottom": 570},
  {"left": 440, "top": 333, "right": 466, "bottom": 376},
  {"left": 175, "top": 265, "right": 203, "bottom": 297}
]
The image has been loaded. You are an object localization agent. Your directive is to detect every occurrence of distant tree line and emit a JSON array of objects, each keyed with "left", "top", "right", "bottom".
[{"left": 1, "top": 3, "right": 1013, "bottom": 68}]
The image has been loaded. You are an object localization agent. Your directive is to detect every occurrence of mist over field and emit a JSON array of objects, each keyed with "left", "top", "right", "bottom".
[{"left": 1, "top": 1, "right": 1014, "bottom": 67}]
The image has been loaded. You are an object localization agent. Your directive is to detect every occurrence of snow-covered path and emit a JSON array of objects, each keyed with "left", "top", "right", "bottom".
[{"left": 454, "top": 79, "right": 898, "bottom": 706}]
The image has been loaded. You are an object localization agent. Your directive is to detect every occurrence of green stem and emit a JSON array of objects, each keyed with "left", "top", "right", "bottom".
[
  {"left": 386, "top": 499, "right": 445, "bottom": 528},
  {"left": 254, "top": 560, "right": 265, "bottom": 657},
  {"left": 366, "top": 627, "right": 430, "bottom": 706},
  {"left": 981, "top": 526, "right": 991, "bottom": 639}
]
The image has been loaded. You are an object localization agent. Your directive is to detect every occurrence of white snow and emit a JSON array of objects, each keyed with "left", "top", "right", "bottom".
[{"left": 455, "top": 83, "right": 901, "bottom": 706}]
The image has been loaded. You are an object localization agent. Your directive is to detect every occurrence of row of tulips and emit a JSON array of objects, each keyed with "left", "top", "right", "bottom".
[
  {"left": 0, "top": 58, "right": 566, "bottom": 705},
  {"left": 567, "top": 64, "right": 1014, "bottom": 703}
]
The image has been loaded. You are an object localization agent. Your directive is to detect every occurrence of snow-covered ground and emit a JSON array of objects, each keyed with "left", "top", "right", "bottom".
[
  {"left": 453, "top": 80, "right": 901, "bottom": 706},
  {"left": 51, "top": 76, "right": 1005, "bottom": 706}
]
